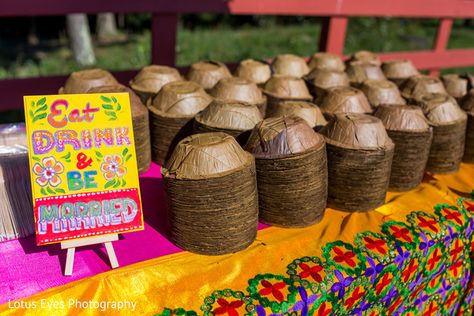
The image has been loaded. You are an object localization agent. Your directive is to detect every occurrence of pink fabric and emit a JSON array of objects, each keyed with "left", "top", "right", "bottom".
[{"left": 0, "top": 163, "right": 268, "bottom": 304}]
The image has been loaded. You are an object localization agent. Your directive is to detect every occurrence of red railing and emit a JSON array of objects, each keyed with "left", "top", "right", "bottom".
[{"left": 0, "top": 0, "right": 474, "bottom": 110}]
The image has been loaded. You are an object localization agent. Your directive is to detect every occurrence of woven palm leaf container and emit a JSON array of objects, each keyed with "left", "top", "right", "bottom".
[
  {"left": 346, "top": 61, "right": 386, "bottom": 86},
  {"left": 0, "top": 124, "right": 34, "bottom": 241},
  {"left": 373, "top": 104, "right": 433, "bottom": 191},
  {"left": 186, "top": 61, "right": 232, "bottom": 92},
  {"left": 59, "top": 68, "right": 118, "bottom": 94},
  {"left": 360, "top": 79, "right": 406, "bottom": 108},
  {"left": 88, "top": 84, "right": 151, "bottom": 173},
  {"left": 304, "top": 68, "right": 350, "bottom": 102},
  {"left": 235, "top": 59, "right": 272, "bottom": 87},
  {"left": 460, "top": 90, "right": 474, "bottom": 162},
  {"left": 401, "top": 75, "right": 448, "bottom": 102},
  {"left": 263, "top": 75, "right": 313, "bottom": 115},
  {"left": 210, "top": 77, "right": 267, "bottom": 115},
  {"left": 308, "top": 52, "right": 345, "bottom": 72},
  {"left": 272, "top": 54, "right": 310, "bottom": 78},
  {"left": 441, "top": 74, "right": 468, "bottom": 103},
  {"left": 245, "top": 116, "right": 327, "bottom": 227},
  {"left": 162, "top": 132, "right": 258, "bottom": 255},
  {"left": 382, "top": 59, "right": 419, "bottom": 87},
  {"left": 148, "top": 81, "right": 212, "bottom": 165},
  {"left": 319, "top": 86, "right": 373, "bottom": 119},
  {"left": 194, "top": 100, "right": 263, "bottom": 145},
  {"left": 347, "top": 50, "right": 381, "bottom": 66},
  {"left": 320, "top": 113, "right": 394, "bottom": 211},
  {"left": 129, "top": 65, "right": 182, "bottom": 104},
  {"left": 416, "top": 93, "right": 467, "bottom": 173},
  {"left": 266, "top": 100, "right": 327, "bottom": 131}
]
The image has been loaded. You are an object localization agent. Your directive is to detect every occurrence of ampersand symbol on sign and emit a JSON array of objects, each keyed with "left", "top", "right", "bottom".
[{"left": 76, "top": 152, "right": 93, "bottom": 169}]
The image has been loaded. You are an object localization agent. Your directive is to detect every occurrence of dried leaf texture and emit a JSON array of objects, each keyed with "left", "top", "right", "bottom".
[
  {"left": 416, "top": 93, "right": 467, "bottom": 126},
  {"left": 441, "top": 74, "right": 468, "bottom": 100},
  {"left": 346, "top": 62, "right": 386, "bottom": 84},
  {"left": 373, "top": 104, "right": 430, "bottom": 132},
  {"left": 263, "top": 75, "right": 312, "bottom": 100},
  {"left": 186, "top": 61, "right": 232, "bottom": 91},
  {"left": 163, "top": 132, "right": 253, "bottom": 179},
  {"left": 266, "top": 100, "right": 327, "bottom": 129},
  {"left": 382, "top": 59, "right": 419, "bottom": 82},
  {"left": 308, "top": 52, "right": 345, "bottom": 72},
  {"left": 60, "top": 68, "right": 118, "bottom": 94},
  {"left": 235, "top": 59, "right": 272, "bottom": 85},
  {"left": 129, "top": 65, "right": 182, "bottom": 95},
  {"left": 360, "top": 79, "right": 406, "bottom": 107},
  {"left": 272, "top": 54, "right": 310, "bottom": 78},
  {"left": 319, "top": 86, "right": 372, "bottom": 115},
  {"left": 347, "top": 50, "right": 381, "bottom": 66},
  {"left": 401, "top": 75, "right": 447, "bottom": 101}
]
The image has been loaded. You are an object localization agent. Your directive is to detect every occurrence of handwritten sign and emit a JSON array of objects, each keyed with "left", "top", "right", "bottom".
[{"left": 24, "top": 93, "right": 144, "bottom": 245}]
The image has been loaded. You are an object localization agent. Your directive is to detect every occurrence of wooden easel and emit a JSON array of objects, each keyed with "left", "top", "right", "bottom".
[{"left": 61, "top": 234, "right": 119, "bottom": 276}]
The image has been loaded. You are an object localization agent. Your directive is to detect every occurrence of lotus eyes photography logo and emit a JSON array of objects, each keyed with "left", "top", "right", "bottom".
[{"left": 8, "top": 299, "right": 137, "bottom": 312}]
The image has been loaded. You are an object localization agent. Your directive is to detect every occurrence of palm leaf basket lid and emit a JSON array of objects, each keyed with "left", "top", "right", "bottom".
[
  {"left": 416, "top": 93, "right": 467, "bottom": 126},
  {"left": 245, "top": 115, "right": 325, "bottom": 159},
  {"left": 162, "top": 132, "right": 254, "bottom": 180},
  {"left": 360, "top": 79, "right": 406, "bottom": 108},
  {"left": 346, "top": 61, "right": 386, "bottom": 85},
  {"left": 59, "top": 68, "right": 118, "bottom": 94},
  {"left": 148, "top": 81, "right": 213, "bottom": 118},
  {"left": 271, "top": 54, "right": 310, "bottom": 78},
  {"left": 234, "top": 59, "right": 272, "bottom": 86},
  {"left": 381, "top": 59, "right": 419, "bottom": 83},
  {"left": 210, "top": 77, "right": 266, "bottom": 108},
  {"left": 441, "top": 74, "right": 468, "bottom": 101},
  {"left": 194, "top": 100, "right": 263, "bottom": 132},
  {"left": 304, "top": 68, "right": 350, "bottom": 96},
  {"left": 373, "top": 104, "right": 431, "bottom": 132},
  {"left": 308, "top": 52, "right": 345, "bottom": 72},
  {"left": 347, "top": 50, "right": 381, "bottom": 66},
  {"left": 319, "top": 86, "right": 373, "bottom": 116},
  {"left": 129, "top": 65, "right": 182, "bottom": 95},
  {"left": 186, "top": 61, "right": 232, "bottom": 91},
  {"left": 400, "top": 75, "right": 448, "bottom": 101},
  {"left": 262, "top": 75, "right": 313, "bottom": 101},
  {"left": 461, "top": 89, "right": 474, "bottom": 113},
  {"left": 320, "top": 113, "right": 394, "bottom": 150},
  {"left": 266, "top": 100, "right": 327, "bottom": 129},
  {"left": 244, "top": 116, "right": 327, "bottom": 227}
]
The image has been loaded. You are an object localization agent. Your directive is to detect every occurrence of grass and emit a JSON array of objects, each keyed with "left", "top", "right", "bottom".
[{"left": 0, "top": 17, "right": 472, "bottom": 78}]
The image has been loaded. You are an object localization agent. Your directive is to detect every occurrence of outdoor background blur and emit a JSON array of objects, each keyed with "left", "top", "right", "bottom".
[{"left": 0, "top": 14, "right": 473, "bottom": 79}]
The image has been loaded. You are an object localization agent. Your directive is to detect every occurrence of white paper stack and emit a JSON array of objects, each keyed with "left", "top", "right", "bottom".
[{"left": 0, "top": 124, "right": 34, "bottom": 242}]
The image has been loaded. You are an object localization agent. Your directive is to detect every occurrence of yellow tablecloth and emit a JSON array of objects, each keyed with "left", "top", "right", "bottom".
[{"left": 1, "top": 164, "right": 474, "bottom": 315}]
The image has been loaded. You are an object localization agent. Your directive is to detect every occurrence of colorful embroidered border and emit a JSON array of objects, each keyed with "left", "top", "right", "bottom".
[{"left": 157, "top": 198, "right": 474, "bottom": 316}]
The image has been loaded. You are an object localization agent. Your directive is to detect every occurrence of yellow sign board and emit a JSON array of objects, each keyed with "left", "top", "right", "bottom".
[{"left": 24, "top": 93, "right": 144, "bottom": 245}]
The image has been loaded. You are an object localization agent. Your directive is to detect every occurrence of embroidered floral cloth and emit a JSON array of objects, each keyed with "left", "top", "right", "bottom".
[{"left": 1, "top": 164, "right": 473, "bottom": 315}]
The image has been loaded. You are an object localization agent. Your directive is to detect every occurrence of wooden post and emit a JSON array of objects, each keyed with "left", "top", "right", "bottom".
[
  {"left": 151, "top": 13, "right": 178, "bottom": 66},
  {"left": 430, "top": 18, "right": 453, "bottom": 76},
  {"left": 61, "top": 234, "right": 119, "bottom": 276},
  {"left": 319, "top": 16, "right": 348, "bottom": 56}
]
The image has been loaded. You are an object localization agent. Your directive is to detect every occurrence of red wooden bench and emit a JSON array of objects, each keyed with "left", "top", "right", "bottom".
[{"left": 0, "top": 0, "right": 473, "bottom": 110}]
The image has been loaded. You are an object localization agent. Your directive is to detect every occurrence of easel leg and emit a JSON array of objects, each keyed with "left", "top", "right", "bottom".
[
  {"left": 104, "top": 241, "right": 119, "bottom": 269},
  {"left": 64, "top": 248, "right": 75, "bottom": 276}
]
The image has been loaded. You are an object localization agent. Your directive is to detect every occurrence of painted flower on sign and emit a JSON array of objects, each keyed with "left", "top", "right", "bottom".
[
  {"left": 32, "top": 156, "right": 64, "bottom": 187},
  {"left": 100, "top": 154, "right": 127, "bottom": 180}
]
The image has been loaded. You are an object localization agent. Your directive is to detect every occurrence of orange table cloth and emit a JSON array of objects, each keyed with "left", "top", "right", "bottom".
[{"left": 1, "top": 164, "right": 474, "bottom": 315}]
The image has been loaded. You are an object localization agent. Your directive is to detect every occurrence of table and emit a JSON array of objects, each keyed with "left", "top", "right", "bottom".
[{"left": 0, "top": 163, "right": 473, "bottom": 315}]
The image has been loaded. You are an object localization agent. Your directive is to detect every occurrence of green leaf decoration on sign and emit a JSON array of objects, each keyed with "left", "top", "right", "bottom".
[
  {"left": 32, "top": 156, "right": 41, "bottom": 162},
  {"left": 40, "top": 187, "right": 47, "bottom": 195},
  {"left": 32, "top": 113, "right": 47, "bottom": 123},
  {"left": 104, "top": 179, "right": 116, "bottom": 189},
  {"left": 61, "top": 152, "right": 71, "bottom": 159},
  {"left": 46, "top": 186, "right": 56, "bottom": 195},
  {"left": 102, "top": 104, "right": 113, "bottom": 110},
  {"left": 111, "top": 96, "right": 117, "bottom": 103},
  {"left": 37, "top": 97, "right": 46, "bottom": 106},
  {"left": 116, "top": 104, "right": 121, "bottom": 111},
  {"left": 34, "top": 104, "right": 47, "bottom": 113},
  {"left": 100, "top": 96, "right": 112, "bottom": 103},
  {"left": 125, "top": 154, "right": 132, "bottom": 162},
  {"left": 31, "top": 101, "right": 35, "bottom": 108},
  {"left": 121, "top": 179, "right": 126, "bottom": 187},
  {"left": 122, "top": 148, "right": 129, "bottom": 156},
  {"left": 29, "top": 109, "right": 34, "bottom": 119},
  {"left": 113, "top": 180, "right": 121, "bottom": 188},
  {"left": 55, "top": 188, "right": 66, "bottom": 194},
  {"left": 95, "top": 151, "right": 103, "bottom": 158}
]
